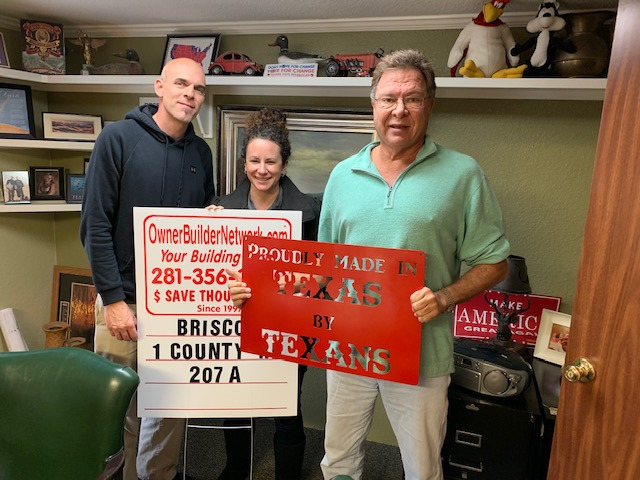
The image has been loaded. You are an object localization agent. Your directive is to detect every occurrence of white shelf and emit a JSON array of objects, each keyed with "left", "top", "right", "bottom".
[
  {"left": 0, "top": 139, "right": 94, "bottom": 151},
  {"left": 0, "top": 201, "right": 81, "bottom": 213},
  {"left": 0, "top": 68, "right": 607, "bottom": 101}
]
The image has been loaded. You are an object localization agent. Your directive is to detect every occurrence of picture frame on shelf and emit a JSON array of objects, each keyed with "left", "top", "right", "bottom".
[
  {"left": 50, "top": 265, "right": 97, "bottom": 351},
  {"left": 0, "top": 83, "right": 36, "bottom": 139},
  {"left": 84, "top": 157, "right": 90, "bottom": 174},
  {"left": 42, "top": 113, "right": 103, "bottom": 141},
  {"left": 161, "top": 34, "right": 221, "bottom": 74},
  {"left": 2, "top": 170, "right": 31, "bottom": 204},
  {"left": 29, "top": 166, "right": 65, "bottom": 201},
  {"left": 217, "top": 106, "right": 376, "bottom": 196},
  {"left": 0, "top": 32, "right": 9, "bottom": 68},
  {"left": 20, "top": 19, "right": 65, "bottom": 74},
  {"left": 534, "top": 309, "right": 572, "bottom": 366},
  {"left": 66, "top": 174, "right": 86, "bottom": 204}
]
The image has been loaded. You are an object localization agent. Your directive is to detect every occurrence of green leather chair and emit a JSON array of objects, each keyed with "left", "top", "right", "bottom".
[{"left": 0, "top": 347, "right": 139, "bottom": 480}]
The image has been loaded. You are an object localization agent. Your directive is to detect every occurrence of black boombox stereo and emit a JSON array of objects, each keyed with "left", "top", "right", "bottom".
[{"left": 452, "top": 338, "right": 532, "bottom": 397}]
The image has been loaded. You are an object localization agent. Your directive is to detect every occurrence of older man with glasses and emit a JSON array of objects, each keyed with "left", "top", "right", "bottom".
[{"left": 318, "top": 49, "right": 510, "bottom": 480}]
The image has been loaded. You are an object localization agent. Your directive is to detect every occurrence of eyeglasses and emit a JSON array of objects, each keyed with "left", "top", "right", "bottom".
[{"left": 374, "top": 96, "right": 428, "bottom": 110}]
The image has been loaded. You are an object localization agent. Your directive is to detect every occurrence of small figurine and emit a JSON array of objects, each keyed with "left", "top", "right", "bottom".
[
  {"left": 86, "top": 49, "right": 145, "bottom": 75},
  {"left": 447, "top": 0, "right": 526, "bottom": 78},
  {"left": 70, "top": 32, "right": 106, "bottom": 69},
  {"left": 510, "top": 2, "right": 576, "bottom": 77},
  {"left": 209, "top": 51, "right": 264, "bottom": 76},
  {"left": 268, "top": 35, "right": 323, "bottom": 64}
]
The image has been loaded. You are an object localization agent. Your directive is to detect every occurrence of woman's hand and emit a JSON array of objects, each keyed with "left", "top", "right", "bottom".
[{"left": 205, "top": 204, "right": 224, "bottom": 211}]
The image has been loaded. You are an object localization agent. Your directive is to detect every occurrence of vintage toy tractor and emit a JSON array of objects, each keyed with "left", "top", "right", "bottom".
[{"left": 325, "top": 48, "right": 384, "bottom": 77}]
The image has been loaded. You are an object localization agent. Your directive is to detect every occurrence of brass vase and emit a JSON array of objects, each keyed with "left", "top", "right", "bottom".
[{"left": 552, "top": 10, "right": 616, "bottom": 77}]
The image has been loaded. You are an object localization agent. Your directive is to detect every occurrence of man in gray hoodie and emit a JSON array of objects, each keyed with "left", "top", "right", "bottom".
[{"left": 80, "top": 57, "right": 215, "bottom": 480}]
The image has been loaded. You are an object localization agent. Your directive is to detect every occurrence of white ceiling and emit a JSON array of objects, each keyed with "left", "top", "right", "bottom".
[{"left": 0, "top": 0, "right": 618, "bottom": 36}]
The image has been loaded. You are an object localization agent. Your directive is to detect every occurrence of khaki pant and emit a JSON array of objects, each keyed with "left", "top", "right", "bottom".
[{"left": 95, "top": 295, "right": 185, "bottom": 480}]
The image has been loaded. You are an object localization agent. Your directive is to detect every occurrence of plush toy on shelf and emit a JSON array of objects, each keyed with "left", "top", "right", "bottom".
[
  {"left": 510, "top": 2, "right": 576, "bottom": 77},
  {"left": 447, "top": 0, "right": 526, "bottom": 78}
]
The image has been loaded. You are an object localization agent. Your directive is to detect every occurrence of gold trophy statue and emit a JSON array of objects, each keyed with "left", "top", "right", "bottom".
[{"left": 70, "top": 32, "right": 106, "bottom": 74}]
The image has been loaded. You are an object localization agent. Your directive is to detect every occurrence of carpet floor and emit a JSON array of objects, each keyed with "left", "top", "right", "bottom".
[{"left": 178, "top": 418, "right": 404, "bottom": 479}]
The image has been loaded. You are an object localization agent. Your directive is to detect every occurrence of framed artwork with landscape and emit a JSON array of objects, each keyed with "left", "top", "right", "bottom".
[
  {"left": 0, "top": 83, "right": 36, "bottom": 139},
  {"left": 217, "top": 106, "right": 376, "bottom": 196},
  {"left": 50, "top": 265, "right": 97, "bottom": 351},
  {"left": 42, "top": 112, "right": 103, "bottom": 141}
]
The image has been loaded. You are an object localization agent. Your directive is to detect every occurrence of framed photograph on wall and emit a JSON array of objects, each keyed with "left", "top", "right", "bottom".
[
  {"left": 29, "top": 166, "right": 64, "bottom": 200},
  {"left": 2, "top": 170, "right": 30, "bottom": 204},
  {"left": 0, "top": 83, "right": 36, "bottom": 139},
  {"left": 43, "top": 112, "right": 103, "bottom": 141},
  {"left": 534, "top": 309, "right": 572, "bottom": 366},
  {"left": 0, "top": 32, "right": 9, "bottom": 68},
  {"left": 50, "top": 265, "right": 97, "bottom": 351},
  {"left": 217, "top": 106, "right": 375, "bottom": 196},
  {"left": 161, "top": 34, "right": 221, "bottom": 73},
  {"left": 66, "top": 174, "right": 86, "bottom": 204}
]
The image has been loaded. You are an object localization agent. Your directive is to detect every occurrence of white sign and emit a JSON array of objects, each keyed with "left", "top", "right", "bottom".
[
  {"left": 133, "top": 207, "right": 301, "bottom": 418},
  {"left": 265, "top": 63, "right": 318, "bottom": 77}
]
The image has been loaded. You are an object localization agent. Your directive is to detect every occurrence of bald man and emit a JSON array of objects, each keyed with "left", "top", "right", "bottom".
[{"left": 81, "top": 58, "right": 215, "bottom": 480}]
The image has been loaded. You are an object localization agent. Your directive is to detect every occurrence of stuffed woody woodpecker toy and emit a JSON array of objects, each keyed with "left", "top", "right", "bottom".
[
  {"left": 447, "top": 0, "right": 527, "bottom": 78},
  {"left": 510, "top": 2, "right": 576, "bottom": 77}
]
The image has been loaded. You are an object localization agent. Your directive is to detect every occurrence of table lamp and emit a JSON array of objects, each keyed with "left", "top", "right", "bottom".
[{"left": 485, "top": 255, "right": 532, "bottom": 354}]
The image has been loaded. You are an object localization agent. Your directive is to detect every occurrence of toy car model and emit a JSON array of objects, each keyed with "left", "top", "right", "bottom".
[
  {"left": 325, "top": 48, "right": 384, "bottom": 77},
  {"left": 208, "top": 51, "right": 264, "bottom": 76}
]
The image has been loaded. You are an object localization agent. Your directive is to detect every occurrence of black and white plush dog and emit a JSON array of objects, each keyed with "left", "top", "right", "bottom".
[{"left": 511, "top": 2, "right": 575, "bottom": 76}]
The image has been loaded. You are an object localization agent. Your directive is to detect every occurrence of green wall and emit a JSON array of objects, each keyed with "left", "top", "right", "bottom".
[{"left": 0, "top": 27, "right": 601, "bottom": 445}]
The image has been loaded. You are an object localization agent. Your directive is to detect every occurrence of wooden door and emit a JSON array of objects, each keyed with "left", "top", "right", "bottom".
[{"left": 548, "top": 1, "right": 640, "bottom": 478}]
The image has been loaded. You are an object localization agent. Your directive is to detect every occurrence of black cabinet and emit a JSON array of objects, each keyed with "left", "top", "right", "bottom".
[{"left": 442, "top": 382, "right": 544, "bottom": 480}]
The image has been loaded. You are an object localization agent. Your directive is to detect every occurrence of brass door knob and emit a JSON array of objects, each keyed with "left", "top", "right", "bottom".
[{"left": 563, "top": 358, "right": 596, "bottom": 383}]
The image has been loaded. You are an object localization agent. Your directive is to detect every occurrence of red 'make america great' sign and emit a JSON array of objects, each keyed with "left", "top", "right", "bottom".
[{"left": 240, "top": 236, "right": 426, "bottom": 385}]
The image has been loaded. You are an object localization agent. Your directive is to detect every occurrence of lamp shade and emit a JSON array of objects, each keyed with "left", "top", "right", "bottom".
[{"left": 493, "top": 255, "right": 532, "bottom": 294}]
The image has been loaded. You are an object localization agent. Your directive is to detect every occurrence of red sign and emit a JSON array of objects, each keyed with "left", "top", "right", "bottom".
[
  {"left": 240, "top": 236, "right": 426, "bottom": 385},
  {"left": 454, "top": 290, "right": 562, "bottom": 345}
]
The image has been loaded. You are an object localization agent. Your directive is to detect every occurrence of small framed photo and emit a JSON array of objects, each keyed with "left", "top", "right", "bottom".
[
  {"left": 0, "top": 32, "right": 9, "bottom": 68},
  {"left": 0, "top": 83, "right": 36, "bottom": 139},
  {"left": 534, "top": 309, "right": 572, "bottom": 366},
  {"left": 66, "top": 174, "right": 86, "bottom": 204},
  {"left": 42, "top": 112, "right": 103, "bottom": 141},
  {"left": 2, "top": 171, "right": 31, "bottom": 204},
  {"left": 29, "top": 166, "right": 65, "bottom": 200},
  {"left": 161, "top": 34, "right": 221, "bottom": 73},
  {"left": 84, "top": 157, "right": 90, "bottom": 174}
]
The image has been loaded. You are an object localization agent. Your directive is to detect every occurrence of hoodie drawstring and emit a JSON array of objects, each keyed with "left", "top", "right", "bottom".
[{"left": 159, "top": 138, "right": 168, "bottom": 206}]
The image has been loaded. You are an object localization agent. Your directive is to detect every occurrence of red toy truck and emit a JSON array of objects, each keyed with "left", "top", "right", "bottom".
[{"left": 325, "top": 48, "right": 384, "bottom": 77}]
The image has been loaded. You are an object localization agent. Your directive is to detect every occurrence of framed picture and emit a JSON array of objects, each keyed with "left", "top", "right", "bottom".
[
  {"left": 0, "top": 32, "right": 9, "bottom": 68},
  {"left": 29, "top": 166, "right": 64, "bottom": 200},
  {"left": 161, "top": 34, "right": 221, "bottom": 73},
  {"left": 217, "top": 106, "right": 376, "bottom": 196},
  {"left": 534, "top": 309, "right": 572, "bottom": 366},
  {"left": 66, "top": 174, "right": 86, "bottom": 204},
  {"left": 42, "top": 112, "right": 103, "bottom": 141},
  {"left": 0, "top": 83, "right": 36, "bottom": 139},
  {"left": 84, "top": 157, "right": 90, "bottom": 174},
  {"left": 50, "top": 265, "right": 97, "bottom": 351},
  {"left": 2, "top": 170, "right": 31, "bottom": 204},
  {"left": 20, "top": 19, "right": 65, "bottom": 74}
]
